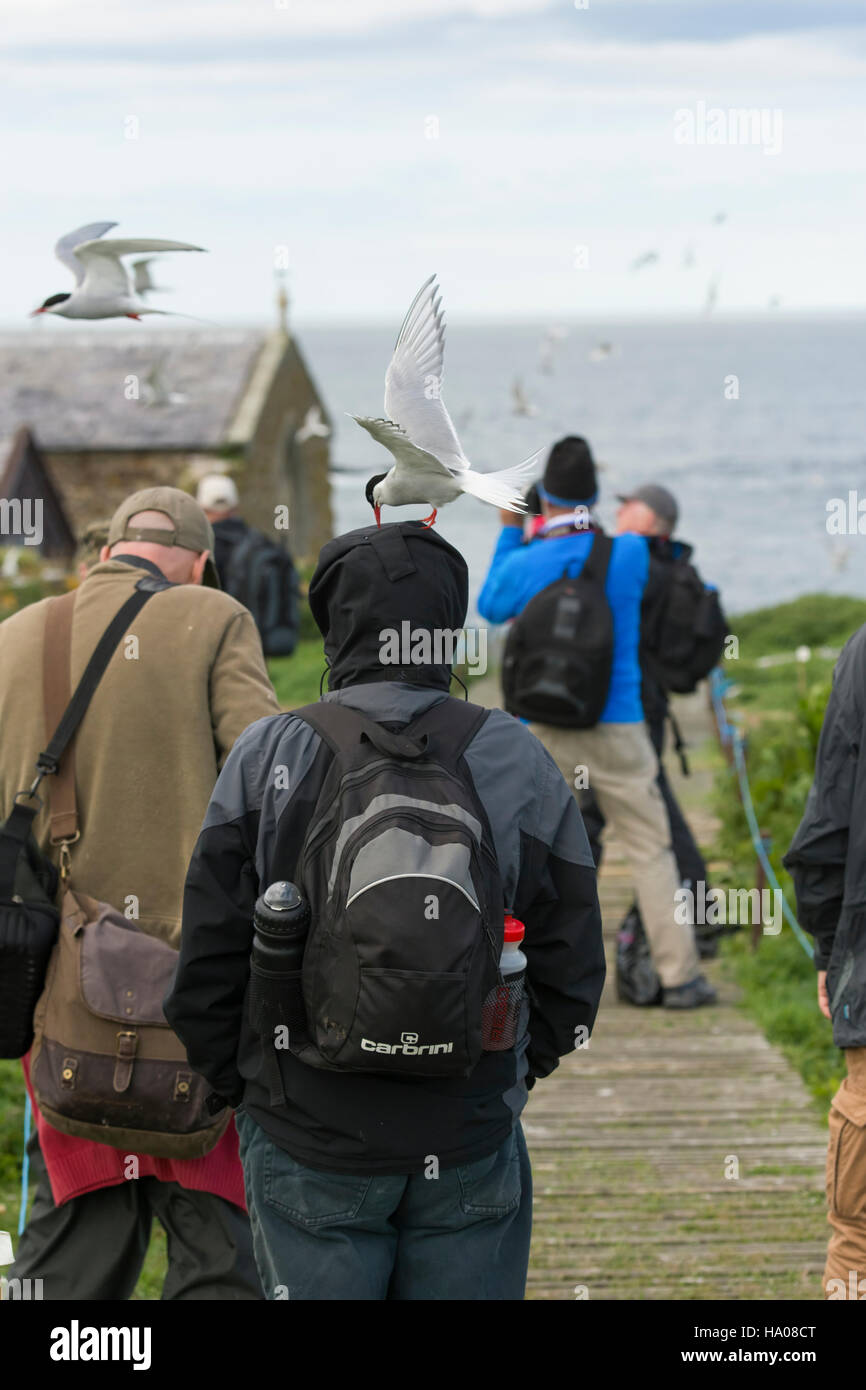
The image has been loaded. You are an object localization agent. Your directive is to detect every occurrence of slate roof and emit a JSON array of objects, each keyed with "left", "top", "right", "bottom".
[{"left": 0, "top": 330, "right": 268, "bottom": 452}]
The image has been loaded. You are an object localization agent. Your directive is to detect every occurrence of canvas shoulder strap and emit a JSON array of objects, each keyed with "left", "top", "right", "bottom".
[{"left": 37, "top": 580, "right": 163, "bottom": 852}]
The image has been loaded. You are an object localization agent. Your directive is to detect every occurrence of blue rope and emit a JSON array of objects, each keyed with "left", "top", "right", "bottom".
[
  {"left": 18, "top": 1092, "right": 31, "bottom": 1236},
  {"left": 709, "top": 668, "right": 814, "bottom": 960}
]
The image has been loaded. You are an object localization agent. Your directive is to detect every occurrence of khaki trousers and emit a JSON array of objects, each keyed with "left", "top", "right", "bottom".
[
  {"left": 824, "top": 1047, "right": 866, "bottom": 1299},
  {"left": 528, "top": 720, "right": 700, "bottom": 989}
]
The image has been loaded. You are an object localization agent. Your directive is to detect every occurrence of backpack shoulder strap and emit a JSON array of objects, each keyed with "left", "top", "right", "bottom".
[
  {"left": 579, "top": 530, "right": 613, "bottom": 585},
  {"left": 293, "top": 696, "right": 489, "bottom": 765},
  {"left": 292, "top": 700, "right": 430, "bottom": 761},
  {"left": 404, "top": 697, "right": 489, "bottom": 765}
]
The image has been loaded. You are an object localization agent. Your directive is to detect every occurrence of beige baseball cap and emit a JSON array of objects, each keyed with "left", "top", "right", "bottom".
[{"left": 107, "top": 486, "right": 220, "bottom": 588}]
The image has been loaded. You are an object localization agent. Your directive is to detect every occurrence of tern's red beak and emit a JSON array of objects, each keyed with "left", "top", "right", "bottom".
[
  {"left": 374, "top": 505, "right": 382, "bottom": 528},
  {"left": 30, "top": 308, "right": 46, "bottom": 317}
]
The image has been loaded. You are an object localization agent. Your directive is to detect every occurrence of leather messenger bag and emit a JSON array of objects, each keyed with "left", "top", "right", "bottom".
[{"left": 28, "top": 585, "right": 229, "bottom": 1159}]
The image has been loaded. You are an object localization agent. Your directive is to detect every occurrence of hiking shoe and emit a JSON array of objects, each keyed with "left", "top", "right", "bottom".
[{"left": 662, "top": 974, "right": 717, "bottom": 1009}]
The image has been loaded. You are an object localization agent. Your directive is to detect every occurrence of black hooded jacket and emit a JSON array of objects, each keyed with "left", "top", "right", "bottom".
[
  {"left": 165, "top": 522, "right": 605, "bottom": 1174},
  {"left": 785, "top": 622, "right": 866, "bottom": 1048}
]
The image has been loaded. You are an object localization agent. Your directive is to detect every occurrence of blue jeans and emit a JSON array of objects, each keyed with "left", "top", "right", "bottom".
[{"left": 235, "top": 1112, "right": 532, "bottom": 1300}]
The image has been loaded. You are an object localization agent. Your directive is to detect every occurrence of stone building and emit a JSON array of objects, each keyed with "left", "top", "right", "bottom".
[{"left": 0, "top": 302, "right": 333, "bottom": 564}]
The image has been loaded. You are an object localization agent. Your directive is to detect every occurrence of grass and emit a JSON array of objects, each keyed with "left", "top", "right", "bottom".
[{"left": 709, "top": 596, "right": 858, "bottom": 1115}]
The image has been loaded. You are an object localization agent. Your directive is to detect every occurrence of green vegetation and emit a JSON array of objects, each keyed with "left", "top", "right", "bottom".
[
  {"left": 713, "top": 594, "right": 860, "bottom": 1110},
  {"left": 722, "top": 593, "right": 866, "bottom": 714}
]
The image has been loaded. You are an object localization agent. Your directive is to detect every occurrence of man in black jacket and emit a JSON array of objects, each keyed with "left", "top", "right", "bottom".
[
  {"left": 785, "top": 625, "right": 866, "bottom": 1299},
  {"left": 165, "top": 521, "right": 605, "bottom": 1301}
]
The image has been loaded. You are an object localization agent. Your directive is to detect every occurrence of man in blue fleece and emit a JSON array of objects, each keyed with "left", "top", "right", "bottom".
[{"left": 479, "top": 437, "right": 714, "bottom": 1009}]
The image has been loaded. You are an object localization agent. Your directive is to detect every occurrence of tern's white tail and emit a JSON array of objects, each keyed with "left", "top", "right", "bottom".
[{"left": 459, "top": 449, "right": 544, "bottom": 512}]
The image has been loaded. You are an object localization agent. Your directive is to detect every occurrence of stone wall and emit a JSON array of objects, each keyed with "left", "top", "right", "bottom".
[
  {"left": 42, "top": 450, "right": 198, "bottom": 536},
  {"left": 241, "top": 337, "right": 333, "bottom": 565}
]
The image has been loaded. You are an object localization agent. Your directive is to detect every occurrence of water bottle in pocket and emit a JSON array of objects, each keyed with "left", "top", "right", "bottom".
[{"left": 481, "top": 914, "right": 527, "bottom": 1051}]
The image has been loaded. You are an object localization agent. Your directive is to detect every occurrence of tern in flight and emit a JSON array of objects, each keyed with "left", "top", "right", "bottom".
[
  {"left": 357, "top": 275, "right": 542, "bottom": 528},
  {"left": 31, "top": 222, "right": 205, "bottom": 320}
]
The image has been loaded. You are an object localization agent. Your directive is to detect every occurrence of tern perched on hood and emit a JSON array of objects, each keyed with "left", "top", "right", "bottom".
[
  {"left": 356, "top": 275, "right": 542, "bottom": 528},
  {"left": 31, "top": 222, "right": 205, "bottom": 320}
]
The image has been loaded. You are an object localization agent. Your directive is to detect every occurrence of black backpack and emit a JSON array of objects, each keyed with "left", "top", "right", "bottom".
[
  {"left": 501, "top": 531, "right": 614, "bottom": 728},
  {"left": 646, "top": 562, "right": 727, "bottom": 695},
  {"left": 223, "top": 530, "right": 300, "bottom": 658},
  {"left": 286, "top": 698, "right": 505, "bottom": 1077}
]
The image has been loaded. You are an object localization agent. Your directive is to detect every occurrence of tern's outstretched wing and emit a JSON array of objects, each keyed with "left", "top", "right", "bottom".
[
  {"left": 383, "top": 275, "right": 468, "bottom": 473},
  {"left": 54, "top": 222, "right": 117, "bottom": 285},
  {"left": 352, "top": 415, "right": 455, "bottom": 481},
  {"left": 75, "top": 239, "right": 205, "bottom": 300}
]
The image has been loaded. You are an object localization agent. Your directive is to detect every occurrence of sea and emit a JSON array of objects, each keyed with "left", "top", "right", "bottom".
[{"left": 299, "top": 315, "right": 866, "bottom": 624}]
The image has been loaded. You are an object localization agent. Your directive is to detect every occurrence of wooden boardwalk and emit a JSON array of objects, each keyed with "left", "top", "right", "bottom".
[{"left": 470, "top": 677, "right": 830, "bottom": 1301}]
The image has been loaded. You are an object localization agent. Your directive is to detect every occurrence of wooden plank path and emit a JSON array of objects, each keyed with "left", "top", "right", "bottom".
[{"left": 469, "top": 677, "right": 829, "bottom": 1300}]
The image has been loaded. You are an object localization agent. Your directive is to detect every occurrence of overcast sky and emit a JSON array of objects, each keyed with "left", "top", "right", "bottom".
[{"left": 3, "top": 0, "right": 865, "bottom": 323}]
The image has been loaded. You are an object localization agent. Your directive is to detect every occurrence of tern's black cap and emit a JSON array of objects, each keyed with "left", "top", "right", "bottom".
[
  {"left": 540, "top": 436, "right": 598, "bottom": 507},
  {"left": 309, "top": 521, "right": 469, "bottom": 691}
]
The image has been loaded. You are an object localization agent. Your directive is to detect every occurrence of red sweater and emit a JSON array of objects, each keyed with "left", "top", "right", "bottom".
[{"left": 22, "top": 1056, "right": 246, "bottom": 1210}]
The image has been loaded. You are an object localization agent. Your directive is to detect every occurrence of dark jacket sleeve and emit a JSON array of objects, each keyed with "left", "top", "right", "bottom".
[
  {"left": 783, "top": 635, "right": 864, "bottom": 970},
  {"left": 164, "top": 724, "right": 268, "bottom": 1105},
  {"left": 512, "top": 745, "right": 606, "bottom": 1083}
]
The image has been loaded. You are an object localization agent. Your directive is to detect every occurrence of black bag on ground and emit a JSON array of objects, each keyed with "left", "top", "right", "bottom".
[
  {"left": 223, "top": 529, "right": 300, "bottom": 657},
  {"left": 282, "top": 698, "right": 505, "bottom": 1078},
  {"left": 648, "top": 564, "right": 727, "bottom": 695},
  {"left": 615, "top": 906, "right": 663, "bottom": 1007},
  {"left": 501, "top": 531, "right": 614, "bottom": 728}
]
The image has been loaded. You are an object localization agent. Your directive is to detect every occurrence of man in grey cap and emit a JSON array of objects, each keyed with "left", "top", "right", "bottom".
[
  {"left": 616, "top": 483, "right": 679, "bottom": 540},
  {"left": 0, "top": 485, "right": 280, "bottom": 1299},
  {"left": 580, "top": 481, "right": 729, "bottom": 996}
]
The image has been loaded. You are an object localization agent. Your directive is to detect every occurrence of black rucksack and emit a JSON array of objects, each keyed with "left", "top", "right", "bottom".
[
  {"left": 501, "top": 531, "right": 614, "bottom": 728},
  {"left": 286, "top": 698, "right": 505, "bottom": 1077},
  {"left": 223, "top": 529, "right": 300, "bottom": 658},
  {"left": 646, "top": 563, "right": 727, "bottom": 695}
]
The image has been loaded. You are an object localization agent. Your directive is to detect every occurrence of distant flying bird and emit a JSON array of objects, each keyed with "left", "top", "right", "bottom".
[
  {"left": 712, "top": 211, "right": 727, "bottom": 225},
  {"left": 31, "top": 222, "right": 205, "bottom": 320},
  {"left": 142, "top": 356, "right": 187, "bottom": 408},
  {"left": 296, "top": 405, "right": 331, "bottom": 443},
  {"left": 511, "top": 378, "right": 538, "bottom": 417},
  {"left": 703, "top": 275, "right": 721, "bottom": 315},
  {"left": 589, "top": 341, "right": 616, "bottom": 362},
  {"left": 356, "top": 275, "right": 542, "bottom": 528},
  {"left": 132, "top": 258, "right": 169, "bottom": 297},
  {"left": 538, "top": 324, "right": 567, "bottom": 375},
  {"left": 630, "top": 250, "right": 659, "bottom": 272}
]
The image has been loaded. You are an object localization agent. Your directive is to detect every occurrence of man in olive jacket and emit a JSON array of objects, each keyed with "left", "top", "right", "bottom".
[{"left": 0, "top": 486, "right": 280, "bottom": 1299}]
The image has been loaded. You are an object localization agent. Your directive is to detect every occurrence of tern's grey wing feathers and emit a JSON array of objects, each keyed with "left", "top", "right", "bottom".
[
  {"left": 75, "top": 238, "right": 205, "bottom": 301},
  {"left": 352, "top": 415, "right": 456, "bottom": 482},
  {"left": 54, "top": 222, "right": 117, "bottom": 285},
  {"left": 383, "top": 276, "right": 467, "bottom": 472}
]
